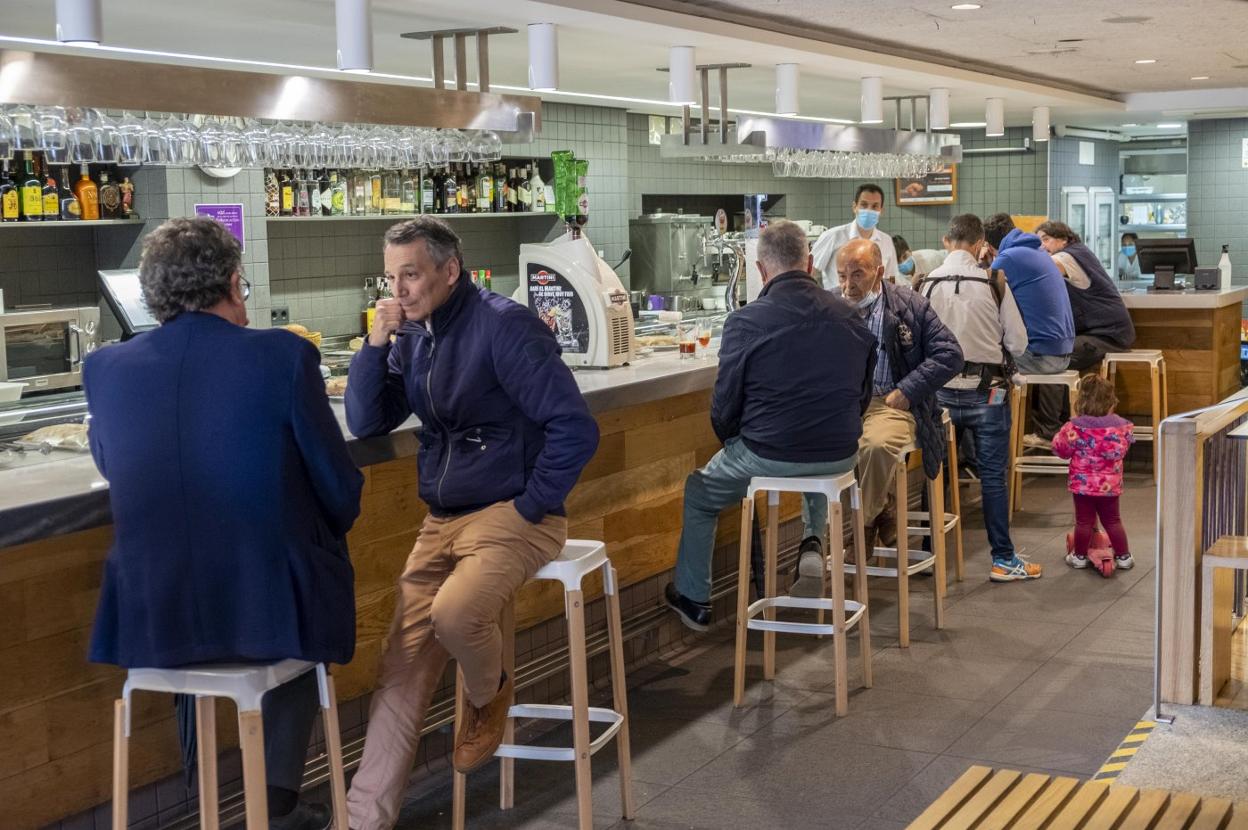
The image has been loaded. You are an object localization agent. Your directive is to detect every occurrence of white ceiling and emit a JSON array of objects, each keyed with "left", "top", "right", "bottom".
[{"left": 1, "top": 0, "right": 1242, "bottom": 133}]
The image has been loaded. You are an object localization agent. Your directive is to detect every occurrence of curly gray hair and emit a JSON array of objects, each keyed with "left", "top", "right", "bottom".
[{"left": 139, "top": 216, "right": 242, "bottom": 323}]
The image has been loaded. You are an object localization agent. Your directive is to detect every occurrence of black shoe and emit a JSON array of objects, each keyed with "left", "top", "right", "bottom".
[
  {"left": 790, "top": 536, "right": 825, "bottom": 598},
  {"left": 270, "top": 802, "right": 332, "bottom": 830},
  {"left": 664, "top": 582, "right": 711, "bottom": 632}
]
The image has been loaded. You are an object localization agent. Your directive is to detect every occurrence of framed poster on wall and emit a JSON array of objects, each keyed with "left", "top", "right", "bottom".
[{"left": 895, "top": 165, "right": 957, "bottom": 206}]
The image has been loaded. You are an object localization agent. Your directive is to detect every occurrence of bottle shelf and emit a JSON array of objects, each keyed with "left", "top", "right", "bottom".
[
  {"left": 0, "top": 218, "right": 144, "bottom": 229},
  {"left": 1121, "top": 223, "right": 1187, "bottom": 232},
  {"left": 265, "top": 212, "right": 559, "bottom": 223}
]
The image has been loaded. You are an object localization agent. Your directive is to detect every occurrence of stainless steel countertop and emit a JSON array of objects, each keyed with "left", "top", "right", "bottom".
[{"left": 0, "top": 349, "right": 719, "bottom": 549}]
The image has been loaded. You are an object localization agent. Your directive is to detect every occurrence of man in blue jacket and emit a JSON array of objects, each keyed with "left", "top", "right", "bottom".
[
  {"left": 345, "top": 217, "right": 599, "bottom": 830},
  {"left": 665, "top": 221, "right": 877, "bottom": 630},
  {"left": 86, "top": 217, "right": 364, "bottom": 830}
]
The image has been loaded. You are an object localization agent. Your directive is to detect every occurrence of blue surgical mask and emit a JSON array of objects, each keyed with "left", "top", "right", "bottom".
[
  {"left": 856, "top": 209, "right": 881, "bottom": 231},
  {"left": 899, "top": 258, "right": 915, "bottom": 276},
  {"left": 856, "top": 287, "right": 881, "bottom": 310},
  {"left": 1123, "top": 245, "right": 1137, "bottom": 257}
]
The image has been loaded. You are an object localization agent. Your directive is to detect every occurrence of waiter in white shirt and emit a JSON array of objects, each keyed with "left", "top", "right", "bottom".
[{"left": 812, "top": 183, "right": 900, "bottom": 288}]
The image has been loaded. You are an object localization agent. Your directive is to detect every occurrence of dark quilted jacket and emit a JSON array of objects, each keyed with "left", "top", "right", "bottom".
[{"left": 878, "top": 281, "right": 964, "bottom": 479}]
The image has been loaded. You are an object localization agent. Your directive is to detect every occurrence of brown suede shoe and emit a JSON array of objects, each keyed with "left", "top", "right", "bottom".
[
  {"left": 875, "top": 497, "right": 898, "bottom": 548},
  {"left": 453, "top": 674, "right": 513, "bottom": 773}
]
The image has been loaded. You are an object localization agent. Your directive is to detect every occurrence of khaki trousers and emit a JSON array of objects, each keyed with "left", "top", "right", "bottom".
[
  {"left": 858, "top": 397, "right": 918, "bottom": 525},
  {"left": 346, "top": 500, "right": 567, "bottom": 830}
]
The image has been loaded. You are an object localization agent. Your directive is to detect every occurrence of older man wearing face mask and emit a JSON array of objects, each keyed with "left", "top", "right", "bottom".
[
  {"left": 833, "top": 239, "right": 964, "bottom": 555},
  {"left": 812, "top": 183, "right": 901, "bottom": 288}
]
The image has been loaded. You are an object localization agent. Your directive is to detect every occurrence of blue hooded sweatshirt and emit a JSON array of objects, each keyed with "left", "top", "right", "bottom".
[{"left": 992, "top": 228, "right": 1074, "bottom": 356}]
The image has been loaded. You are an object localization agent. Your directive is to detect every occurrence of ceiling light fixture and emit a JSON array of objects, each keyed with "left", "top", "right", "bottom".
[
  {"left": 334, "top": 0, "right": 372, "bottom": 73},
  {"left": 1121, "top": 123, "right": 1139, "bottom": 127},
  {"left": 527, "top": 23, "right": 558, "bottom": 91},
  {"left": 1191, "top": 75, "right": 1210, "bottom": 80},
  {"left": 951, "top": 3, "right": 982, "bottom": 9},
  {"left": 928, "top": 87, "right": 950, "bottom": 130},
  {"left": 668, "top": 45, "right": 696, "bottom": 106},
  {"left": 775, "top": 63, "right": 799, "bottom": 117},
  {"left": 1031, "top": 106, "right": 1050, "bottom": 142},
  {"left": 1134, "top": 58, "right": 1157, "bottom": 64},
  {"left": 985, "top": 97, "right": 1005, "bottom": 136},
  {"left": 1157, "top": 122, "right": 1183, "bottom": 128},
  {"left": 55, "top": 0, "right": 101, "bottom": 46},
  {"left": 860, "top": 76, "right": 883, "bottom": 124},
  {"left": 950, "top": 121, "right": 987, "bottom": 128}
]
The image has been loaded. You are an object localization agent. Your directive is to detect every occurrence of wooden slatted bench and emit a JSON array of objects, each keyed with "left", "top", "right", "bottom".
[{"left": 908, "top": 765, "right": 1248, "bottom": 829}]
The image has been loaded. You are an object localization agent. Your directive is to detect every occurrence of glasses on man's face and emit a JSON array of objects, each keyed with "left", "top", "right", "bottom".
[{"left": 239, "top": 274, "right": 251, "bottom": 301}]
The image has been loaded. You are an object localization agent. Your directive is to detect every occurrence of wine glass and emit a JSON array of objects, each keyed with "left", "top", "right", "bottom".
[
  {"left": 34, "top": 106, "right": 70, "bottom": 162},
  {"left": 0, "top": 110, "right": 14, "bottom": 160}
]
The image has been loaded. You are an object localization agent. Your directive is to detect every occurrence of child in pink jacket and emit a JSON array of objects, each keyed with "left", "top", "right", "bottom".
[{"left": 1052, "top": 374, "right": 1136, "bottom": 570}]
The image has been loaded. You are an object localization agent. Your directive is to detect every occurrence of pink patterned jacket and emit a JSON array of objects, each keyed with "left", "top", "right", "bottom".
[{"left": 1051, "top": 414, "right": 1135, "bottom": 496}]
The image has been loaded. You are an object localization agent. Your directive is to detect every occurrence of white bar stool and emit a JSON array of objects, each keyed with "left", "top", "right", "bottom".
[
  {"left": 844, "top": 442, "right": 947, "bottom": 648},
  {"left": 1101, "top": 349, "right": 1168, "bottom": 482},
  {"left": 452, "top": 540, "right": 634, "bottom": 830},
  {"left": 1009, "top": 370, "right": 1081, "bottom": 517},
  {"left": 732, "top": 470, "right": 871, "bottom": 716},
  {"left": 113, "top": 660, "right": 349, "bottom": 830}
]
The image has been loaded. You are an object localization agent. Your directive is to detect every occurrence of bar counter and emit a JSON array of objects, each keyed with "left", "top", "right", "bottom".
[
  {"left": 0, "top": 349, "right": 766, "bottom": 828},
  {"left": 1116, "top": 284, "right": 1247, "bottom": 418}
]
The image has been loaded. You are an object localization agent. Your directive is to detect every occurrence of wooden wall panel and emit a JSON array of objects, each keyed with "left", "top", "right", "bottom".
[{"left": 1119, "top": 305, "right": 1243, "bottom": 418}]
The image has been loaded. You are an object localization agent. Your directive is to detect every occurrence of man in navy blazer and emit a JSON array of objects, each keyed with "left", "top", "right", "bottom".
[{"left": 84, "top": 216, "right": 363, "bottom": 830}]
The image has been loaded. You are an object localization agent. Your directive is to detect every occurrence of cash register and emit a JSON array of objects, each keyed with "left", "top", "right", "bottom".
[
  {"left": 1136, "top": 238, "right": 1217, "bottom": 290},
  {"left": 98, "top": 269, "right": 159, "bottom": 339}
]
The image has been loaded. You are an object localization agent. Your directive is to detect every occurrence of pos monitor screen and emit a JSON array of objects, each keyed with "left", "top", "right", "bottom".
[
  {"left": 98, "top": 269, "right": 159, "bottom": 339},
  {"left": 1137, "top": 238, "right": 1198, "bottom": 279}
]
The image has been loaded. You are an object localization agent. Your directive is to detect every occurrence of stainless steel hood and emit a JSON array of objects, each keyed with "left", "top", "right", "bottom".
[{"left": 0, "top": 48, "right": 541, "bottom": 134}]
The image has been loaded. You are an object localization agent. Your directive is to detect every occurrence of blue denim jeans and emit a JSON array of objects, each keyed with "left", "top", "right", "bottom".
[
  {"left": 673, "top": 437, "right": 858, "bottom": 603},
  {"left": 937, "top": 387, "right": 1015, "bottom": 562}
]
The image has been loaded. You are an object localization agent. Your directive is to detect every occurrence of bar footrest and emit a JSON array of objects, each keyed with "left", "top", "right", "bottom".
[
  {"left": 496, "top": 704, "right": 624, "bottom": 762},
  {"left": 745, "top": 596, "right": 865, "bottom": 637},
  {"left": 844, "top": 548, "right": 936, "bottom": 578}
]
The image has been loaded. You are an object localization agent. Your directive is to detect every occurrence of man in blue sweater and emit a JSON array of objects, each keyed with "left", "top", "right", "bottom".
[
  {"left": 344, "top": 217, "right": 599, "bottom": 830},
  {"left": 665, "top": 220, "right": 877, "bottom": 630}
]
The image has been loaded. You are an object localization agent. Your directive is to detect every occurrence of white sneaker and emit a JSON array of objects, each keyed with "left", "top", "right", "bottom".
[
  {"left": 1022, "top": 433, "right": 1052, "bottom": 451},
  {"left": 1115, "top": 553, "right": 1135, "bottom": 570},
  {"left": 1065, "top": 552, "right": 1090, "bottom": 569}
]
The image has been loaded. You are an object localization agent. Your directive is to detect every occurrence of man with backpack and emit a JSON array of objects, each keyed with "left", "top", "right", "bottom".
[{"left": 919, "top": 214, "right": 1040, "bottom": 583}]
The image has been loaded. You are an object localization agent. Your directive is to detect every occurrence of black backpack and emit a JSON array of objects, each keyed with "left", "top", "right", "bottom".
[{"left": 918, "top": 271, "right": 1017, "bottom": 388}]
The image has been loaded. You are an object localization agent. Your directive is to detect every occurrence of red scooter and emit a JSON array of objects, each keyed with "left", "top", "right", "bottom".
[{"left": 1066, "top": 528, "right": 1115, "bottom": 578}]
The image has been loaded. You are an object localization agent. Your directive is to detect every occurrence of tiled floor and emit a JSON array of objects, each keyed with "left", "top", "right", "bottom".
[{"left": 387, "top": 473, "right": 1158, "bottom": 829}]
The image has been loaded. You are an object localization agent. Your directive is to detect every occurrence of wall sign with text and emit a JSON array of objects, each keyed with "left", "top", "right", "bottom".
[
  {"left": 194, "top": 203, "right": 246, "bottom": 252},
  {"left": 895, "top": 165, "right": 957, "bottom": 206}
]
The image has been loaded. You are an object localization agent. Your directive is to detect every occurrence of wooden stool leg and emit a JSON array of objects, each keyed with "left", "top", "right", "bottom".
[
  {"left": 452, "top": 669, "right": 468, "bottom": 830},
  {"left": 946, "top": 425, "right": 964, "bottom": 583},
  {"left": 196, "top": 696, "right": 220, "bottom": 830},
  {"left": 237, "top": 709, "right": 269, "bottom": 830},
  {"left": 565, "top": 589, "right": 595, "bottom": 830},
  {"left": 816, "top": 504, "right": 828, "bottom": 636},
  {"left": 896, "top": 463, "right": 911, "bottom": 649},
  {"left": 112, "top": 698, "right": 129, "bottom": 830},
  {"left": 929, "top": 471, "right": 946, "bottom": 630},
  {"left": 320, "top": 676, "right": 349, "bottom": 830},
  {"left": 828, "top": 500, "right": 849, "bottom": 717},
  {"left": 1151, "top": 363, "right": 1162, "bottom": 483},
  {"left": 763, "top": 492, "right": 779, "bottom": 681},
  {"left": 1008, "top": 386, "right": 1022, "bottom": 518},
  {"left": 604, "top": 566, "right": 636, "bottom": 820},
  {"left": 852, "top": 486, "right": 872, "bottom": 688},
  {"left": 733, "top": 497, "right": 753, "bottom": 707},
  {"left": 500, "top": 604, "right": 516, "bottom": 811}
]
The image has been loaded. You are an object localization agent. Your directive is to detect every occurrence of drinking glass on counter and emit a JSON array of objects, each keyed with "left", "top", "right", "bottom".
[
  {"left": 696, "top": 319, "right": 712, "bottom": 358},
  {"left": 678, "top": 319, "right": 698, "bottom": 359}
]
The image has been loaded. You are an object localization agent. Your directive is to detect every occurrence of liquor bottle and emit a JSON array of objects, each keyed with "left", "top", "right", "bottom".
[
  {"left": 369, "top": 171, "right": 383, "bottom": 215},
  {"left": 41, "top": 158, "right": 59, "bottom": 221},
  {"left": 295, "top": 171, "right": 311, "bottom": 217},
  {"left": 57, "top": 166, "right": 80, "bottom": 220},
  {"left": 73, "top": 163, "right": 99, "bottom": 220},
  {"left": 484, "top": 269, "right": 493, "bottom": 291},
  {"left": 442, "top": 166, "right": 458, "bottom": 214},
  {"left": 120, "top": 176, "right": 135, "bottom": 219},
  {"left": 98, "top": 171, "right": 122, "bottom": 219},
  {"left": 346, "top": 170, "right": 364, "bottom": 215},
  {"left": 307, "top": 170, "right": 322, "bottom": 216},
  {"left": 530, "top": 163, "right": 547, "bottom": 213},
  {"left": 574, "top": 159, "right": 589, "bottom": 229},
  {"left": 515, "top": 166, "right": 531, "bottom": 212},
  {"left": 476, "top": 164, "right": 493, "bottom": 213},
  {"left": 329, "top": 170, "right": 346, "bottom": 216},
  {"left": 421, "top": 170, "right": 435, "bottom": 214},
  {"left": 383, "top": 170, "right": 402, "bottom": 214},
  {"left": 319, "top": 169, "right": 333, "bottom": 217},
  {"left": 279, "top": 170, "right": 295, "bottom": 217},
  {"left": 495, "top": 164, "right": 509, "bottom": 213},
  {"left": 458, "top": 165, "right": 471, "bottom": 213},
  {"left": 20, "top": 152, "right": 43, "bottom": 221},
  {"left": 0, "top": 160, "right": 19, "bottom": 222},
  {"left": 264, "top": 169, "right": 280, "bottom": 217}
]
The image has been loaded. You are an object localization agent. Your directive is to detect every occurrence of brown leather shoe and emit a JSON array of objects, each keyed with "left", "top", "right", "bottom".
[
  {"left": 875, "top": 497, "right": 898, "bottom": 548},
  {"left": 453, "top": 673, "right": 513, "bottom": 773}
]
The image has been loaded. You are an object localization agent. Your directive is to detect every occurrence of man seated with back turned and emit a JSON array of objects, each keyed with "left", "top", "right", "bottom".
[
  {"left": 832, "top": 239, "right": 963, "bottom": 560},
  {"left": 85, "top": 217, "right": 364, "bottom": 830},
  {"left": 665, "top": 220, "right": 877, "bottom": 629},
  {"left": 344, "top": 217, "right": 599, "bottom": 830}
]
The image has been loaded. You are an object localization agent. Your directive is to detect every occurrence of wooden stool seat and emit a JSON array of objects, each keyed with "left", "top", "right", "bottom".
[
  {"left": 1102, "top": 349, "right": 1169, "bottom": 482},
  {"left": 452, "top": 540, "right": 634, "bottom": 830},
  {"left": 1199, "top": 535, "right": 1248, "bottom": 705},
  {"left": 113, "top": 660, "right": 349, "bottom": 830},
  {"left": 843, "top": 442, "right": 948, "bottom": 647},
  {"left": 733, "top": 470, "right": 872, "bottom": 716},
  {"left": 1009, "top": 370, "right": 1080, "bottom": 516}
]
